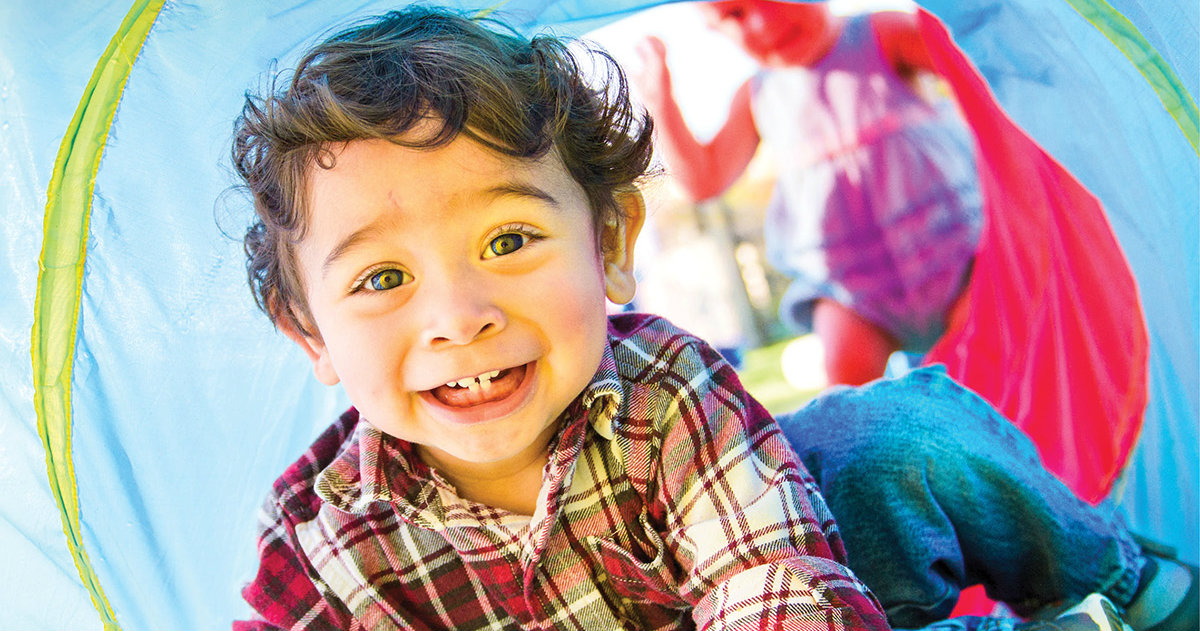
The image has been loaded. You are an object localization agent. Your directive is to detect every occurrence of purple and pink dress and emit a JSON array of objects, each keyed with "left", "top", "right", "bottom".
[{"left": 751, "top": 14, "right": 982, "bottom": 352}]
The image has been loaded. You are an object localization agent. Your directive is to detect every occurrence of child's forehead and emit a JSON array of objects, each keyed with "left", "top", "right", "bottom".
[
  {"left": 307, "top": 125, "right": 573, "bottom": 184},
  {"left": 302, "top": 135, "right": 583, "bottom": 219}
]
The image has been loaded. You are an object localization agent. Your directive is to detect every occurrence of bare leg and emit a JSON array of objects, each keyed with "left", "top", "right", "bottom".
[{"left": 813, "top": 298, "right": 901, "bottom": 385}]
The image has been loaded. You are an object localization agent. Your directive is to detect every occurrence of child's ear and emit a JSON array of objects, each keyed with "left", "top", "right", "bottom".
[
  {"left": 276, "top": 310, "right": 341, "bottom": 387},
  {"left": 602, "top": 189, "right": 646, "bottom": 305}
]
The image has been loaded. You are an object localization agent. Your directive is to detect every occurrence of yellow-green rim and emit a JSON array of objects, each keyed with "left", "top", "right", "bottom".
[
  {"left": 31, "top": 1, "right": 166, "bottom": 628},
  {"left": 1064, "top": 0, "right": 1200, "bottom": 153}
]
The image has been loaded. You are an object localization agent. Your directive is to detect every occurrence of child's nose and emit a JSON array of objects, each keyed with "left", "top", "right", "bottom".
[{"left": 417, "top": 269, "right": 507, "bottom": 348}]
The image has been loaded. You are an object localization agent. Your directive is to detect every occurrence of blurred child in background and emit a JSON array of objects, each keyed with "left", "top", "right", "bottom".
[{"left": 635, "top": 0, "right": 981, "bottom": 384}]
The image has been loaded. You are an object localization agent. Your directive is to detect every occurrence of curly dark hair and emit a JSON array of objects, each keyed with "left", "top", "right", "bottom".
[{"left": 231, "top": 5, "right": 654, "bottom": 335}]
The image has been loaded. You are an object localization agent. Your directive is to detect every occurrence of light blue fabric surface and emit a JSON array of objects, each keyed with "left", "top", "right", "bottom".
[{"left": 0, "top": 1, "right": 1194, "bottom": 629}]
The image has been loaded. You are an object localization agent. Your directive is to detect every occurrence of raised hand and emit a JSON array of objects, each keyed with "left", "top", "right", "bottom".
[{"left": 631, "top": 35, "right": 674, "bottom": 111}]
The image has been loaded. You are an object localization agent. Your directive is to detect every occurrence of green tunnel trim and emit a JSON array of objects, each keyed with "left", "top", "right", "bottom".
[
  {"left": 31, "top": 1, "right": 166, "bottom": 629},
  {"left": 1065, "top": 0, "right": 1200, "bottom": 153}
]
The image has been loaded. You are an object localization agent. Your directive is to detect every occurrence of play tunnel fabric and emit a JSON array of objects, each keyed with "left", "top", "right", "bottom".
[{"left": 0, "top": 1, "right": 1194, "bottom": 629}]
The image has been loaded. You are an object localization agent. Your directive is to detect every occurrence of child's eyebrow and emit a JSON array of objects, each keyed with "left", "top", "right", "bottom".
[
  {"left": 322, "top": 223, "right": 387, "bottom": 278},
  {"left": 484, "top": 183, "right": 560, "bottom": 207}
]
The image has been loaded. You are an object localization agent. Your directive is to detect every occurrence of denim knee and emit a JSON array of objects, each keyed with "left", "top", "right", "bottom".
[
  {"left": 774, "top": 365, "right": 1145, "bottom": 623},
  {"left": 778, "top": 365, "right": 1040, "bottom": 481}
]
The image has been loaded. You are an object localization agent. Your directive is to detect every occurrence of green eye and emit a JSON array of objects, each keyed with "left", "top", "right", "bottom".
[
  {"left": 369, "top": 269, "right": 408, "bottom": 291},
  {"left": 488, "top": 233, "right": 525, "bottom": 257}
]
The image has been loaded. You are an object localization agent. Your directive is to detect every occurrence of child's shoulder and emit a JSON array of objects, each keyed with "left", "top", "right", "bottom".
[
  {"left": 607, "top": 310, "right": 685, "bottom": 337},
  {"left": 607, "top": 312, "right": 717, "bottom": 364},
  {"left": 606, "top": 312, "right": 737, "bottom": 393},
  {"left": 267, "top": 408, "right": 363, "bottom": 520}
]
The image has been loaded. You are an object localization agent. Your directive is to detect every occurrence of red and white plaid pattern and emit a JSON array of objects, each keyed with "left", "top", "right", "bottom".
[{"left": 236, "top": 313, "right": 888, "bottom": 630}]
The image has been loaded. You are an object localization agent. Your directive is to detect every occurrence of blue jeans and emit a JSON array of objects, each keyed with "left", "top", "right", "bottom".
[{"left": 776, "top": 366, "right": 1144, "bottom": 629}]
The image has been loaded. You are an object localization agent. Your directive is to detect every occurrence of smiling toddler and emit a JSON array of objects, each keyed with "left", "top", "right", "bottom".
[{"left": 230, "top": 6, "right": 887, "bottom": 629}]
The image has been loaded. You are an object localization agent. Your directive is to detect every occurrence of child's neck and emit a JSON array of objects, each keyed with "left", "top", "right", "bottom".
[{"left": 417, "top": 424, "right": 558, "bottom": 516}]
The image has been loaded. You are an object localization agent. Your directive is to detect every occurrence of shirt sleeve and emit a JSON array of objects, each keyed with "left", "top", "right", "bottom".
[
  {"left": 234, "top": 494, "right": 359, "bottom": 631},
  {"left": 652, "top": 340, "right": 889, "bottom": 631}
]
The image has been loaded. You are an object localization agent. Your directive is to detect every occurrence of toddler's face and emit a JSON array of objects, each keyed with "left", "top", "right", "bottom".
[
  {"left": 702, "top": 0, "right": 832, "bottom": 66},
  {"left": 283, "top": 126, "right": 640, "bottom": 476}
]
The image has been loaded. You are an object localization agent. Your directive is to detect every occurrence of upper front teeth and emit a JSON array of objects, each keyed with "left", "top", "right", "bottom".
[{"left": 448, "top": 370, "right": 501, "bottom": 389}]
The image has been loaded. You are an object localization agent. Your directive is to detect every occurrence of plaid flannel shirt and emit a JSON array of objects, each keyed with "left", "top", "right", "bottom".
[{"left": 236, "top": 313, "right": 888, "bottom": 630}]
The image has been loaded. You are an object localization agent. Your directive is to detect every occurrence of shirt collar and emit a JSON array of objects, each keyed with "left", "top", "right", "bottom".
[
  {"left": 580, "top": 333, "right": 624, "bottom": 440},
  {"left": 314, "top": 419, "right": 439, "bottom": 517}
]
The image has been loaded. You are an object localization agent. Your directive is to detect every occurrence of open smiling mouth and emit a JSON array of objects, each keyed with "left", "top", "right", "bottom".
[{"left": 428, "top": 363, "right": 530, "bottom": 408}]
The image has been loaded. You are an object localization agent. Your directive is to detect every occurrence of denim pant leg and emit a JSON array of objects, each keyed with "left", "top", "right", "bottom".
[{"left": 775, "top": 366, "right": 1144, "bottom": 629}]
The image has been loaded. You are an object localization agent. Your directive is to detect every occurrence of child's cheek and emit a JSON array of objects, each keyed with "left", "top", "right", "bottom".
[{"left": 547, "top": 260, "right": 611, "bottom": 359}]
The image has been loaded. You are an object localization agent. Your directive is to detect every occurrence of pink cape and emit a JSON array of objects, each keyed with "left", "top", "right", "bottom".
[
  {"left": 915, "top": 9, "right": 1149, "bottom": 616},
  {"left": 919, "top": 9, "right": 1147, "bottom": 506}
]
